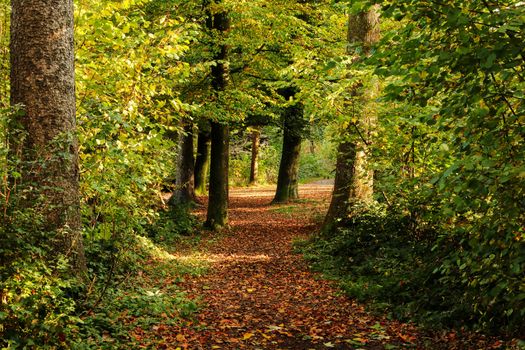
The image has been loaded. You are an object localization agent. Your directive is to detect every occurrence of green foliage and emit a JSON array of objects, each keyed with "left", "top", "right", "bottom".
[
  {"left": 4, "top": 0, "right": 523, "bottom": 344},
  {"left": 0, "top": 258, "right": 81, "bottom": 349},
  {"left": 367, "top": 0, "right": 525, "bottom": 333},
  {"left": 75, "top": 237, "right": 200, "bottom": 349},
  {"left": 1, "top": 103, "right": 81, "bottom": 348},
  {"left": 229, "top": 150, "right": 253, "bottom": 186},
  {"left": 0, "top": 203, "right": 200, "bottom": 349},
  {"left": 229, "top": 125, "right": 335, "bottom": 185},
  {"left": 229, "top": 126, "right": 280, "bottom": 186},
  {"left": 145, "top": 206, "right": 198, "bottom": 244},
  {"left": 1, "top": 1, "right": 202, "bottom": 347},
  {"left": 0, "top": 191, "right": 83, "bottom": 348},
  {"left": 76, "top": 0, "right": 195, "bottom": 245},
  {"left": 303, "top": 0, "right": 525, "bottom": 335},
  {"left": 300, "top": 204, "right": 484, "bottom": 330},
  {"left": 298, "top": 139, "right": 335, "bottom": 182},
  {"left": 0, "top": 108, "right": 9, "bottom": 199}
]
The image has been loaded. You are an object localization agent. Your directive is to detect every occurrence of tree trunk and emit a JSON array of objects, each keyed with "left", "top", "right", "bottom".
[
  {"left": 169, "top": 121, "right": 196, "bottom": 206},
  {"left": 347, "top": 6, "right": 381, "bottom": 56},
  {"left": 249, "top": 127, "right": 260, "bottom": 185},
  {"left": 10, "top": 0, "right": 86, "bottom": 272},
  {"left": 205, "top": 4, "right": 230, "bottom": 230},
  {"left": 194, "top": 127, "right": 211, "bottom": 196},
  {"left": 322, "top": 6, "right": 380, "bottom": 231},
  {"left": 351, "top": 141, "right": 374, "bottom": 203},
  {"left": 205, "top": 122, "right": 229, "bottom": 230},
  {"left": 272, "top": 103, "right": 304, "bottom": 204},
  {"left": 347, "top": 7, "right": 380, "bottom": 203},
  {"left": 322, "top": 133, "right": 356, "bottom": 231}
]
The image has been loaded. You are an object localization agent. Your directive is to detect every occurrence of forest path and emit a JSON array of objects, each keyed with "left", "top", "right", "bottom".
[{"left": 162, "top": 183, "right": 425, "bottom": 349}]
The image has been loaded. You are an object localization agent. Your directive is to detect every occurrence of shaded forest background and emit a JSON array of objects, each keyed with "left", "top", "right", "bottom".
[{"left": 1, "top": 0, "right": 524, "bottom": 348}]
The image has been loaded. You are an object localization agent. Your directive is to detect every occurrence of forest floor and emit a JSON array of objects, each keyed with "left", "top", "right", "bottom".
[{"left": 132, "top": 183, "right": 515, "bottom": 349}]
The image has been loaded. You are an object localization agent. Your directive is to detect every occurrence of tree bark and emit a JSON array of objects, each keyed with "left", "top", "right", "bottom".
[
  {"left": 194, "top": 127, "right": 211, "bottom": 196},
  {"left": 169, "top": 120, "right": 196, "bottom": 206},
  {"left": 249, "top": 127, "right": 260, "bottom": 185},
  {"left": 205, "top": 3, "right": 230, "bottom": 230},
  {"left": 322, "top": 6, "right": 380, "bottom": 231},
  {"left": 322, "top": 133, "right": 356, "bottom": 231},
  {"left": 205, "top": 122, "right": 229, "bottom": 230},
  {"left": 272, "top": 102, "right": 304, "bottom": 204},
  {"left": 347, "top": 7, "right": 380, "bottom": 203},
  {"left": 9, "top": 0, "right": 86, "bottom": 272},
  {"left": 347, "top": 7, "right": 381, "bottom": 56}
]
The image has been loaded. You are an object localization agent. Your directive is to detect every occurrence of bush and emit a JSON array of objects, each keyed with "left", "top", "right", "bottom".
[
  {"left": 0, "top": 202, "right": 84, "bottom": 348},
  {"left": 299, "top": 202, "right": 524, "bottom": 334},
  {"left": 0, "top": 258, "right": 81, "bottom": 349}
]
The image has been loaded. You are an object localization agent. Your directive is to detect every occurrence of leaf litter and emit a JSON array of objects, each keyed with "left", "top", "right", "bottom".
[{"left": 132, "top": 183, "right": 520, "bottom": 349}]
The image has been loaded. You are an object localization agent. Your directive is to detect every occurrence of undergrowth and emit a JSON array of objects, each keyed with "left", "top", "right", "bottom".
[
  {"left": 0, "top": 203, "right": 204, "bottom": 349},
  {"left": 76, "top": 233, "right": 201, "bottom": 349},
  {"left": 297, "top": 203, "right": 524, "bottom": 336},
  {"left": 76, "top": 207, "right": 204, "bottom": 349}
]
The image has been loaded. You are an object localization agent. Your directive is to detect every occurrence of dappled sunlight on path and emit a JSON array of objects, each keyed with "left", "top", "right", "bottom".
[
  {"left": 174, "top": 253, "right": 272, "bottom": 264},
  {"left": 138, "top": 183, "right": 504, "bottom": 349},
  {"left": 152, "top": 183, "right": 425, "bottom": 349}
]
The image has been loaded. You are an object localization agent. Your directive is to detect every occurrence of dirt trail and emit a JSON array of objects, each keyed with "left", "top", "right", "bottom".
[
  {"left": 132, "top": 184, "right": 514, "bottom": 349},
  {"left": 165, "top": 183, "right": 427, "bottom": 349}
]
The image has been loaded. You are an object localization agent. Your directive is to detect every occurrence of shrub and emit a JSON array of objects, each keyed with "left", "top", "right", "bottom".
[{"left": 299, "top": 202, "right": 524, "bottom": 333}]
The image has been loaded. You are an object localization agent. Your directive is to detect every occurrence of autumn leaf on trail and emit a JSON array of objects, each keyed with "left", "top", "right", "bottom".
[
  {"left": 397, "top": 332, "right": 416, "bottom": 343},
  {"left": 242, "top": 332, "right": 254, "bottom": 340}
]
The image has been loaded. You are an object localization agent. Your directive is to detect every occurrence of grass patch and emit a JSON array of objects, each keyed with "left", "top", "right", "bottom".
[{"left": 269, "top": 205, "right": 299, "bottom": 216}]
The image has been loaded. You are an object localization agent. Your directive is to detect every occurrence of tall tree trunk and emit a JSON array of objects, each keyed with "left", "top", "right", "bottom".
[
  {"left": 205, "top": 4, "right": 230, "bottom": 230},
  {"left": 194, "top": 127, "right": 211, "bottom": 196},
  {"left": 206, "top": 122, "right": 229, "bottom": 229},
  {"left": 9, "top": 0, "right": 86, "bottom": 272},
  {"left": 347, "top": 7, "right": 380, "bottom": 203},
  {"left": 322, "top": 6, "right": 380, "bottom": 231},
  {"left": 272, "top": 102, "right": 304, "bottom": 204},
  {"left": 249, "top": 127, "right": 260, "bottom": 185},
  {"left": 169, "top": 121, "right": 196, "bottom": 206}
]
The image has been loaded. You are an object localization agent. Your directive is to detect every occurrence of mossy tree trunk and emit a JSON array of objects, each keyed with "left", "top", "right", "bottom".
[
  {"left": 205, "top": 3, "right": 230, "bottom": 230},
  {"left": 347, "top": 7, "right": 380, "bottom": 204},
  {"left": 249, "top": 127, "right": 260, "bottom": 185},
  {"left": 194, "top": 126, "right": 211, "bottom": 196},
  {"left": 9, "top": 0, "right": 86, "bottom": 273},
  {"left": 322, "top": 132, "right": 356, "bottom": 231},
  {"left": 169, "top": 120, "right": 196, "bottom": 207},
  {"left": 323, "top": 6, "right": 380, "bottom": 231}
]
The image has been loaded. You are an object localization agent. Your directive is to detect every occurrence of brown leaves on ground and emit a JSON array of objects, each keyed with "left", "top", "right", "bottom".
[{"left": 134, "top": 184, "right": 518, "bottom": 349}]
